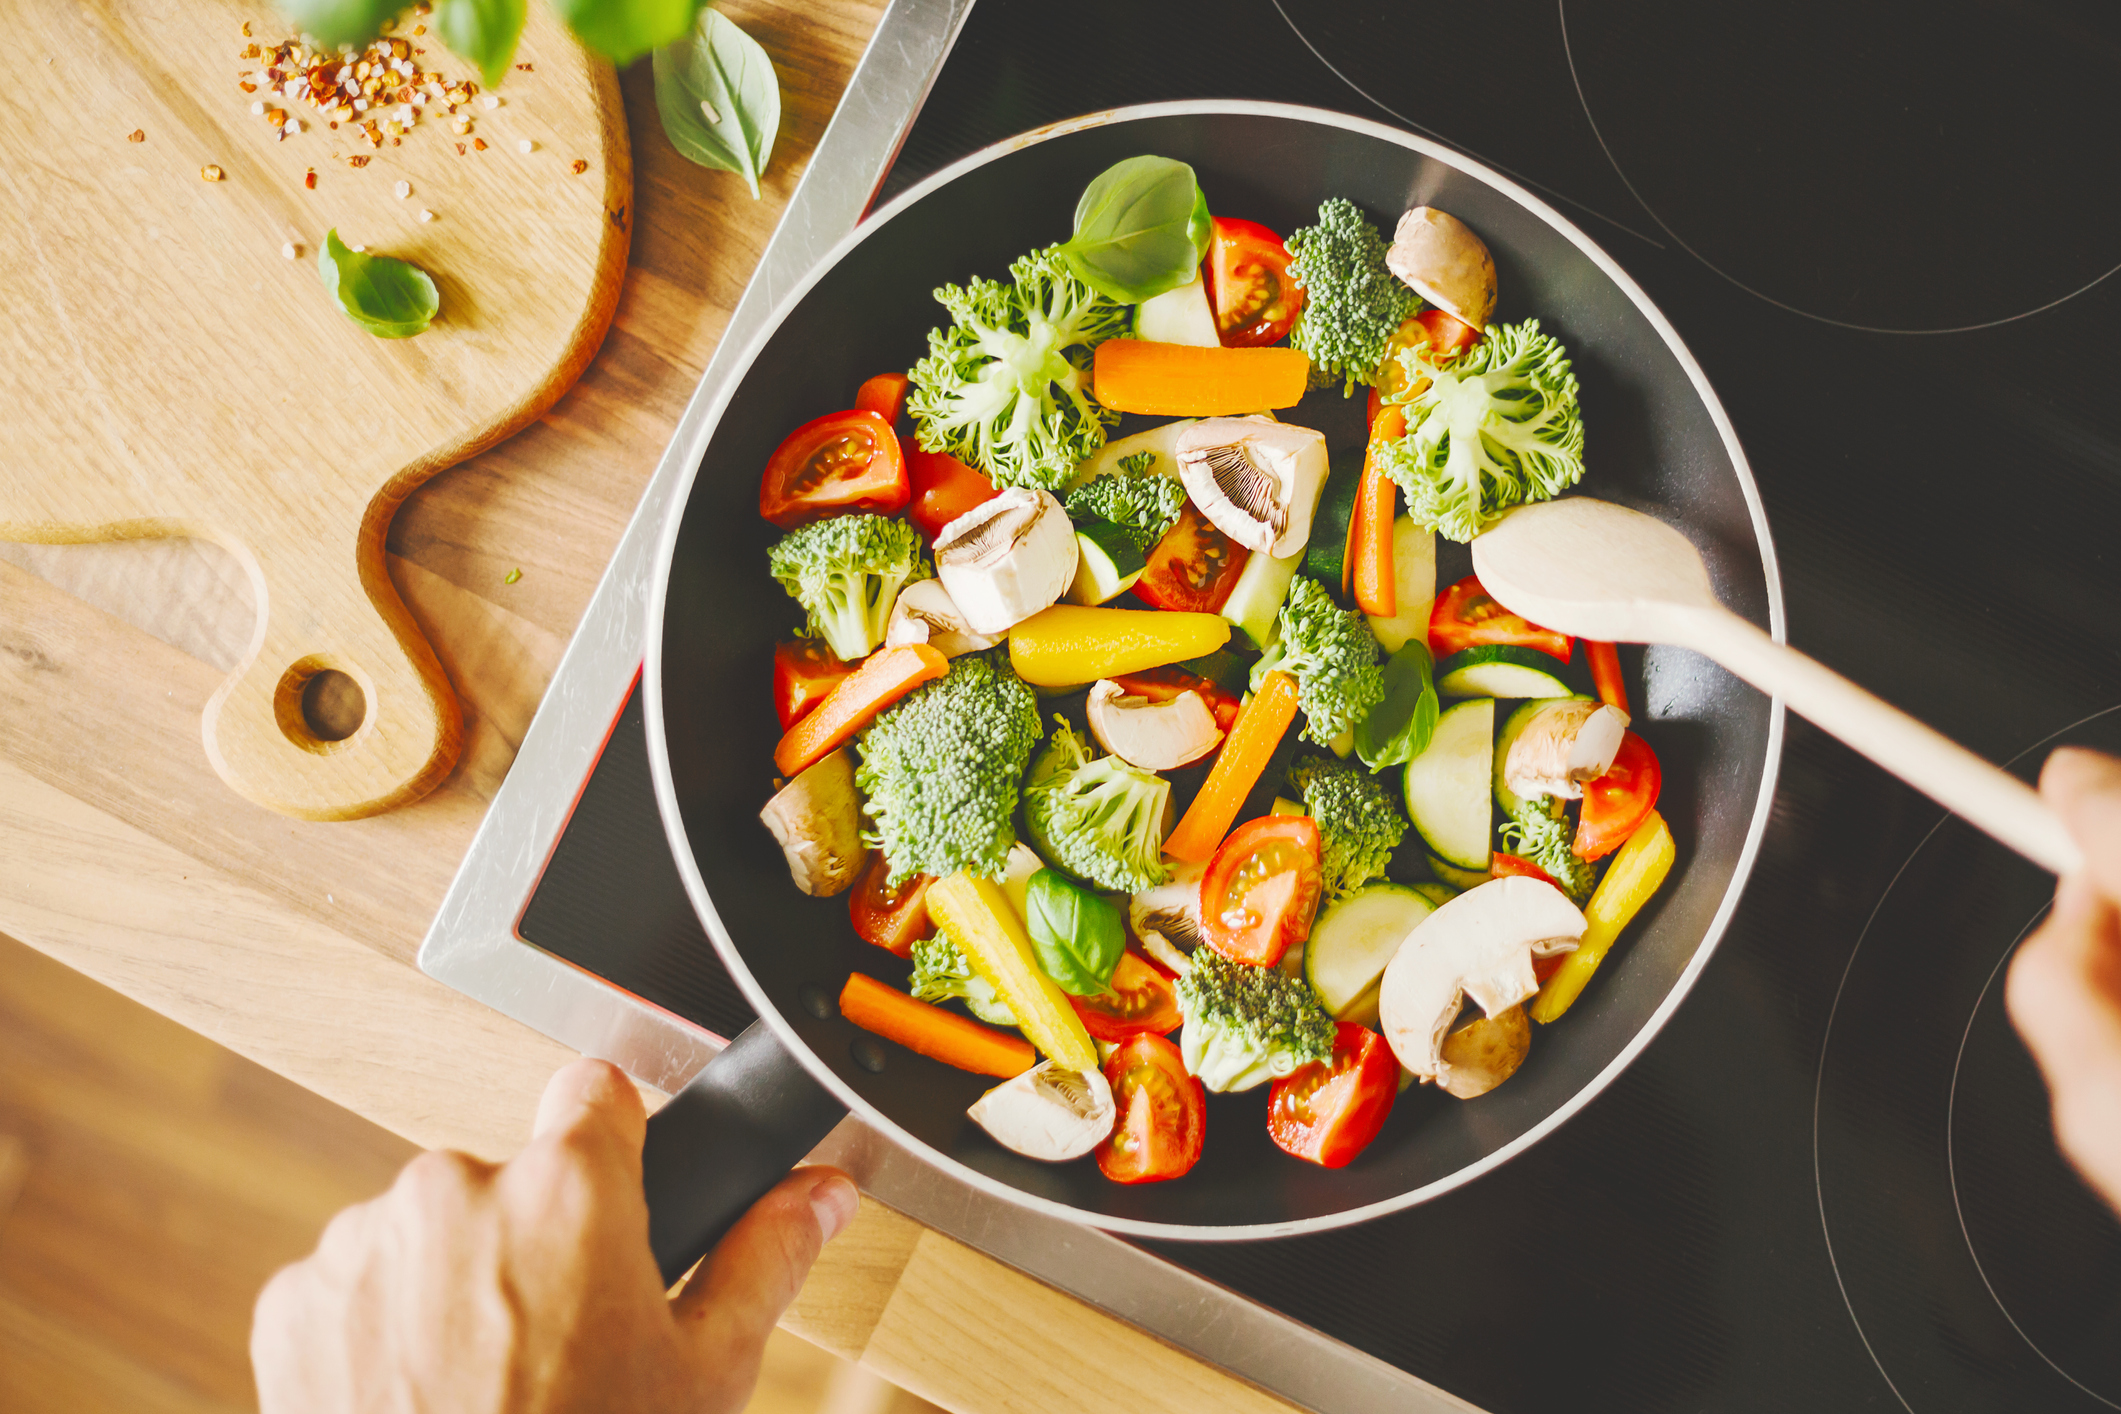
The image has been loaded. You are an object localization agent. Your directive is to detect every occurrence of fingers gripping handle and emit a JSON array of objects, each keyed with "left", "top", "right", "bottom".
[{"left": 642, "top": 1020, "right": 849, "bottom": 1287}]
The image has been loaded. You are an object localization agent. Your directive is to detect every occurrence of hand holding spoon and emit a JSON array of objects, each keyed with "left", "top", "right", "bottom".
[{"left": 1471, "top": 497, "right": 2083, "bottom": 876}]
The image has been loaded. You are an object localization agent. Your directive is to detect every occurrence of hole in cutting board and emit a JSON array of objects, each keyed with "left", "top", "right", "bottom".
[{"left": 273, "top": 658, "right": 368, "bottom": 752}]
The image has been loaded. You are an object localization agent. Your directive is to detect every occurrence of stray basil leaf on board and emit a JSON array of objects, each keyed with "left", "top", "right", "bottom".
[
  {"left": 652, "top": 6, "right": 781, "bottom": 199},
  {"left": 433, "top": 0, "right": 527, "bottom": 87},
  {"left": 555, "top": 0, "right": 704, "bottom": 68},
  {"left": 317, "top": 230, "right": 440, "bottom": 339},
  {"left": 273, "top": 0, "right": 400, "bottom": 48},
  {"left": 1057, "top": 156, "right": 1213, "bottom": 304}
]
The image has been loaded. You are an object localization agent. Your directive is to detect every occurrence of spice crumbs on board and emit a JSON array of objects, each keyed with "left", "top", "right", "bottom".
[
  {"left": 305, "top": 167, "right": 317, "bottom": 188},
  {"left": 202, "top": 165, "right": 224, "bottom": 181},
  {"left": 571, "top": 159, "right": 587, "bottom": 175},
  {"left": 127, "top": 129, "right": 144, "bottom": 142}
]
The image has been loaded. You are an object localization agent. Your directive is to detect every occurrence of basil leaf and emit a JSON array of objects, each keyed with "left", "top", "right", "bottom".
[
  {"left": 1355, "top": 641, "right": 1438, "bottom": 769},
  {"left": 317, "top": 229, "right": 438, "bottom": 339},
  {"left": 434, "top": 0, "right": 525, "bottom": 87},
  {"left": 651, "top": 6, "right": 780, "bottom": 199},
  {"left": 1024, "top": 868, "right": 1124, "bottom": 996},
  {"left": 552, "top": 0, "right": 702, "bottom": 66},
  {"left": 274, "top": 0, "right": 399, "bottom": 49},
  {"left": 1057, "top": 156, "right": 1213, "bottom": 305}
]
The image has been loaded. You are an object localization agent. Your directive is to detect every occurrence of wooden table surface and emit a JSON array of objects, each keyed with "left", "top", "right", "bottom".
[{"left": 0, "top": 7, "right": 1296, "bottom": 1412}]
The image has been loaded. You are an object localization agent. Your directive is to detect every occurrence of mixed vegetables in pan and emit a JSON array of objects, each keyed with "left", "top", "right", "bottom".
[{"left": 752, "top": 156, "right": 1676, "bottom": 1183}]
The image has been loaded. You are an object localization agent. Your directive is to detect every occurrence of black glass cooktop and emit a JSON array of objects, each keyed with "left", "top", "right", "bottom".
[{"left": 519, "top": 2, "right": 2121, "bottom": 1408}]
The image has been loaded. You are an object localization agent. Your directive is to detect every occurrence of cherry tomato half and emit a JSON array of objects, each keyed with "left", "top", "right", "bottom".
[
  {"left": 1574, "top": 731, "right": 1661, "bottom": 862},
  {"left": 854, "top": 372, "right": 910, "bottom": 425},
  {"left": 1373, "top": 309, "right": 1483, "bottom": 409},
  {"left": 1096, "top": 1032, "right": 1206, "bottom": 1184},
  {"left": 1201, "top": 816, "right": 1323, "bottom": 967},
  {"left": 902, "top": 440, "right": 999, "bottom": 541},
  {"left": 759, "top": 410, "right": 909, "bottom": 530},
  {"left": 1135, "top": 499, "right": 1251, "bottom": 613},
  {"left": 773, "top": 638, "right": 854, "bottom": 731},
  {"left": 847, "top": 852, "right": 932, "bottom": 959},
  {"left": 1206, "top": 217, "right": 1304, "bottom": 348},
  {"left": 1108, "top": 666, "right": 1242, "bottom": 733},
  {"left": 1069, "top": 950, "right": 1183, "bottom": 1041},
  {"left": 1491, "top": 851, "right": 1562, "bottom": 889},
  {"left": 1429, "top": 575, "right": 1573, "bottom": 662},
  {"left": 1267, "top": 1022, "right": 1398, "bottom": 1168}
]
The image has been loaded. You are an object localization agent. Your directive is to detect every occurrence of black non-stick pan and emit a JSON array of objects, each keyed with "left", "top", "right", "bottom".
[{"left": 636, "top": 101, "right": 1784, "bottom": 1282}]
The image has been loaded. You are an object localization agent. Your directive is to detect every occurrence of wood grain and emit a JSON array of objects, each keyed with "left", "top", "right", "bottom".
[{"left": 0, "top": 0, "right": 630, "bottom": 820}]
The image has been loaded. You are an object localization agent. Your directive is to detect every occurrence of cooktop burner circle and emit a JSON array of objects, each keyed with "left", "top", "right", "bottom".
[
  {"left": 1558, "top": 0, "right": 2121, "bottom": 332},
  {"left": 1816, "top": 705, "right": 2121, "bottom": 1411},
  {"left": 1948, "top": 908, "right": 2121, "bottom": 1408}
]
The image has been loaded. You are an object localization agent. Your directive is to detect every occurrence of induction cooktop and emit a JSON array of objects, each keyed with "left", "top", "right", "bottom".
[{"left": 423, "top": 1, "right": 2121, "bottom": 1409}]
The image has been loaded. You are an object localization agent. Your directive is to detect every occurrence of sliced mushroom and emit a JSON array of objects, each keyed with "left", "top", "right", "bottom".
[
  {"left": 1173, "top": 417, "right": 1329, "bottom": 558},
  {"left": 1130, "top": 858, "right": 1206, "bottom": 957},
  {"left": 884, "top": 578, "right": 1003, "bottom": 658},
  {"left": 933, "top": 488, "right": 1078, "bottom": 635},
  {"left": 1504, "top": 700, "right": 1630, "bottom": 802},
  {"left": 1385, "top": 207, "right": 1497, "bottom": 332},
  {"left": 757, "top": 749, "right": 867, "bottom": 897},
  {"left": 1437, "top": 1005, "right": 1531, "bottom": 1100},
  {"left": 1136, "top": 929, "right": 1192, "bottom": 978},
  {"left": 1376, "top": 877, "right": 1584, "bottom": 1085},
  {"left": 1085, "top": 679, "right": 1223, "bottom": 771},
  {"left": 967, "top": 1060, "right": 1116, "bottom": 1161}
]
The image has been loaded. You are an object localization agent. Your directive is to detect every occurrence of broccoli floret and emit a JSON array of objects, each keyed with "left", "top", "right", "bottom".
[
  {"left": 1062, "top": 459, "right": 1187, "bottom": 552},
  {"left": 1020, "top": 718, "right": 1170, "bottom": 894},
  {"left": 908, "top": 932, "right": 1016, "bottom": 1026},
  {"left": 855, "top": 652, "right": 1042, "bottom": 885},
  {"left": 766, "top": 514, "right": 930, "bottom": 662},
  {"left": 906, "top": 246, "right": 1132, "bottom": 492},
  {"left": 1499, "top": 794, "right": 1599, "bottom": 902},
  {"left": 1284, "top": 198, "right": 1419, "bottom": 396},
  {"left": 1288, "top": 752, "right": 1409, "bottom": 899},
  {"left": 1252, "top": 577, "right": 1385, "bottom": 747},
  {"left": 1175, "top": 947, "right": 1335, "bottom": 1092},
  {"left": 1374, "top": 318, "right": 1585, "bottom": 543}
]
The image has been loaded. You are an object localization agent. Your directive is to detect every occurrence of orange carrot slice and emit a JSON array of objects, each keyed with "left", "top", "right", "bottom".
[
  {"left": 1163, "top": 670, "right": 1301, "bottom": 863},
  {"left": 838, "top": 972, "right": 1037, "bottom": 1078},
  {"left": 1352, "top": 405, "right": 1406, "bottom": 616},
  {"left": 773, "top": 643, "right": 947, "bottom": 777},
  {"left": 1091, "top": 340, "right": 1311, "bottom": 416},
  {"left": 1587, "top": 640, "right": 1628, "bottom": 715}
]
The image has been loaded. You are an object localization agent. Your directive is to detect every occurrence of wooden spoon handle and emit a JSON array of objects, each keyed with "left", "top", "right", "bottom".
[{"left": 1686, "top": 609, "right": 2083, "bottom": 875}]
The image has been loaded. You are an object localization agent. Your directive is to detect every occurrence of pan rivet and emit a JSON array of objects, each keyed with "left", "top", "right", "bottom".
[
  {"left": 850, "top": 1038, "right": 888, "bottom": 1073},
  {"left": 798, "top": 984, "right": 834, "bottom": 1020}
]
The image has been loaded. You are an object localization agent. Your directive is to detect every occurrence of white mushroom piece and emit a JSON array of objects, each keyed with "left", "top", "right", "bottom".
[
  {"left": 1437, "top": 1005, "right": 1532, "bottom": 1100},
  {"left": 967, "top": 1060, "right": 1116, "bottom": 1161},
  {"left": 1173, "top": 417, "right": 1329, "bottom": 558},
  {"left": 1129, "top": 858, "right": 1206, "bottom": 973},
  {"left": 1377, "top": 877, "right": 1585, "bottom": 1089},
  {"left": 1385, "top": 207, "right": 1497, "bottom": 333},
  {"left": 1085, "top": 679, "right": 1224, "bottom": 771},
  {"left": 884, "top": 578, "right": 1003, "bottom": 658},
  {"left": 757, "top": 748, "right": 867, "bottom": 897},
  {"left": 1504, "top": 700, "right": 1630, "bottom": 801},
  {"left": 932, "top": 488, "right": 1078, "bottom": 636}
]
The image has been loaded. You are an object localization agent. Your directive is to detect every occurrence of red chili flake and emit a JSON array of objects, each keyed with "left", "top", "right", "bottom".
[
  {"left": 239, "top": 81, "right": 256, "bottom": 92},
  {"left": 304, "top": 168, "right": 317, "bottom": 189},
  {"left": 514, "top": 61, "right": 533, "bottom": 71},
  {"left": 347, "top": 154, "right": 370, "bottom": 167},
  {"left": 472, "top": 137, "right": 487, "bottom": 150},
  {"left": 127, "top": 128, "right": 145, "bottom": 142},
  {"left": 570, "top": 159, "right": 587, "bottom": 175},
  {"left": 454, "top": 142, "right": 465, "bottom": 155}
]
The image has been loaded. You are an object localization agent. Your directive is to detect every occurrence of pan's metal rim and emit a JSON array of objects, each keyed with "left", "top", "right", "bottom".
[{"left": 643, "top": 97, "right": 1787, "bottom": 1241}]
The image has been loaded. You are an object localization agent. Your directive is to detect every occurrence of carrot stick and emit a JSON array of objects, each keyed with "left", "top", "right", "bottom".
[
  {"left": 855, "top": 372, "right": 910, "bottom": 424},
  {"left": 1352, "top": 406, "right": 1405, "bottom": 616},
  {"left": 774, "top": 643, "right": 947, "bottom": 777},
  {"left": 1092, "top": 340, "right": 1310, "bottom": 416},
  {"left": 1586, "top": 641, "right": 1628, "bottom": 715},
  {"left": 838, "top": 972, "right": 1037, "bottom": 1078},
  {"left": 1164, "top": 670, "right": 1301, "bottom": 862}
]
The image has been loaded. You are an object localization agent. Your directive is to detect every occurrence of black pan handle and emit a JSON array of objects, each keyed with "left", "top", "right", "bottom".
[{"left": 641, "top": 1019, "right": 848, "bottom": 1286}]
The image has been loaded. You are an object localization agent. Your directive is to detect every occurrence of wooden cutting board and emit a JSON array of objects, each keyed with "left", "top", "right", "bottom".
[{"left": 0, "top": 0, "right": 630, "bottom": 819}]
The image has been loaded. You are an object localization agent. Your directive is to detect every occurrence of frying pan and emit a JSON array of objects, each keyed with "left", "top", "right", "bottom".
[{"left": 636, "top": 100, "right": 1784, "bottom": 1281}]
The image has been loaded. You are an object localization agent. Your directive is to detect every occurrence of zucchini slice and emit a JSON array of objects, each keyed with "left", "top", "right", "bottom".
[
  {"left": 1404, "top": 697, "right": 1494, "bottom": 871},
  {"left": 1435, "top": 645, "right": 1572, "bottom": 700},
  {"left": 1426, "top": 853, "right": 1493, "bottom": 892},
  {"left": 1304, "top": 881, "right": 1436, "bottom": 1017},
  {"left": 1066, "top": 521, "right": 1147, "bottom": 606}
]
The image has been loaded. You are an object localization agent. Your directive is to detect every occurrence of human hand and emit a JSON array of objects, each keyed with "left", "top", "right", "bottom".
[
  {"left": 252, "top": 1058, "right": 859, "bottom": 1414},
  {"left": 2007, "top": 747, "right": 2121, "bottom": 1217}
]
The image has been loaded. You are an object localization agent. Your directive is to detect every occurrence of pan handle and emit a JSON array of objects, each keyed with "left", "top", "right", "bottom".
[{"left": 641, "top": 1019, "right": 849, "bottom": 1287}]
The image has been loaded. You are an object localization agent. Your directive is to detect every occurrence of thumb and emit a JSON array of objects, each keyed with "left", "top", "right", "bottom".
[{"left": 670, "top": 1167, "right": 858, "bottom": 1365}]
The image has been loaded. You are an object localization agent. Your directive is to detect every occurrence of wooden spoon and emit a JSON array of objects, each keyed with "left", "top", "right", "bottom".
[{"left": 1471, "top": 497, "right": 2083, "bottom": 876}]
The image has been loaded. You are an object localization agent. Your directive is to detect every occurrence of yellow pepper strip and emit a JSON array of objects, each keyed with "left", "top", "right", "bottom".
[
  {"left": 924, "top": 872, "right": 1098, "bottom": 1071},
  {"left": 1007, "top": 604, "right": 1230, "bottom": 688},
  {"left": 1529, "top": 810, "right": 1676, "bottom": 1024}
]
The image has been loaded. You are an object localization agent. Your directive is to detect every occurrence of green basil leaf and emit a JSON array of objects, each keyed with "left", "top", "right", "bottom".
[
  {"left": 552, "top": 0, "right": 702, "bottom": 66},
  {"left": 317, "top": 229, "right": 438, "bottom": 339},
  {"left": 1024, "top": 868, "right": 1124, "bottom": 996},
  {"left": 1057, "top": 155, "right": 1212, "bottom": 305},
  {"left": 651, "top": 6, "right": 780, "bottom": 198},
  {"left": 274, "top": 0, "right": 399, "bottom": 49},
  {"left": 1355, "top": 640, "right": 1438, "bottom": 769},
  {"left": 434, "top": 0, "right": 525, "bottom": 88}
]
